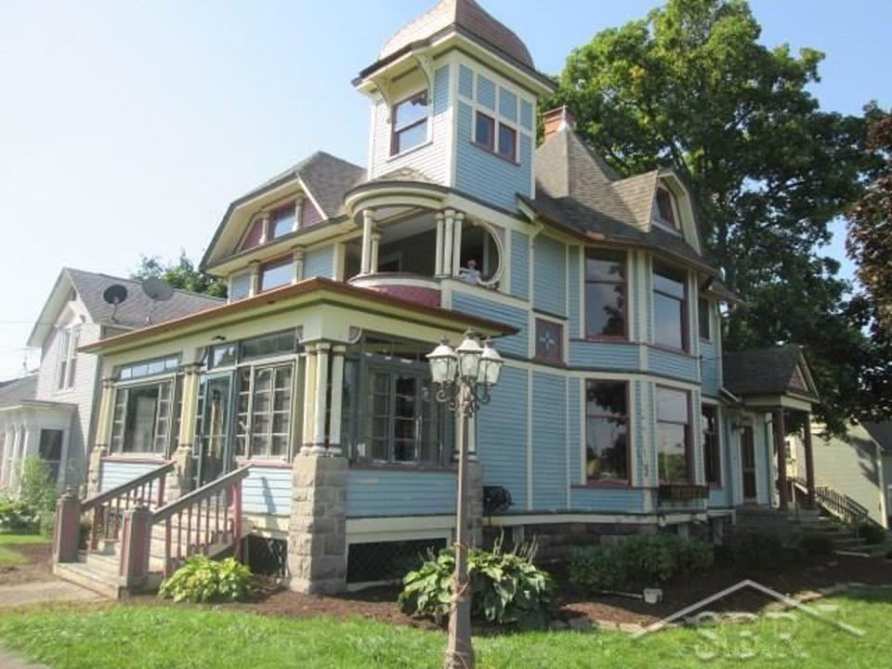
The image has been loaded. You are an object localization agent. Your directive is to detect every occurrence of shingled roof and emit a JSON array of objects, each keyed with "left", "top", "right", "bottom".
[
  {"left": 864, "top": 422, "right": 892, "bottom": 453},
  {"left": 722, "top": 345, "right": 818, "bottom": 400},
  {"left": 380, "top": 0, "right": 534, "bottom": 69},
  {"left": 0, "top": 374, "right": 37, "bottom": 409}
]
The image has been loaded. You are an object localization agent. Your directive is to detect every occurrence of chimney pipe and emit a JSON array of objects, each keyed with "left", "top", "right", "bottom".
[{"left": 542, "top": 105, "right": 576, "bottom": 141}]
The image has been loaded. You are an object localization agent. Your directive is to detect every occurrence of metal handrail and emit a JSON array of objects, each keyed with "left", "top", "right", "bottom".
[
  {"left": 793, "top": 475, "right": 871, "bottom": 524},
  {"left": 82, "top": 461, "right": 174, "bottom": 512}
]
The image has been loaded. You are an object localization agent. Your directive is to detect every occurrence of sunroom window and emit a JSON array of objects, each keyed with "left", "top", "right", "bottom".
[
  {"left": 110, "top": 380, "right": 175, "bottom": 454},
  {"left": 391, "top": 91, "right": 429, "bottom": 156},
  {"left": 234, "top": 364, "right": 293, "bottom": 459},
  {"left": 656, "top": 387, "right": 690, "bottom": 483}
]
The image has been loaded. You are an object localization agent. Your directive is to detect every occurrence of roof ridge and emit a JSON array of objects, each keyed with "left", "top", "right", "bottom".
[{"left": 65, "top": 267, "right": 224, "bottom": 302}]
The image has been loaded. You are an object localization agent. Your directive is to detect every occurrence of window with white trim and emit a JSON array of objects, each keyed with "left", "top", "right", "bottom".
[
  {"left": 234, "top": 363, "right": 294, "bottom": 459},
  {"left": 390, "top": 90, "right": 429, "bottom": 156},
  {"left": 57, "top": 326, "right": 80, "bottom": 390},
  {"left": 110, "top": 380, "right": 175, "bottom": 454}
]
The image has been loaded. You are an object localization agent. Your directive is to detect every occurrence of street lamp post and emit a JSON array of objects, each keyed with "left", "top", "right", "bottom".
[{"left": 428, "top": 332, "right": 503, "bottom": 669}]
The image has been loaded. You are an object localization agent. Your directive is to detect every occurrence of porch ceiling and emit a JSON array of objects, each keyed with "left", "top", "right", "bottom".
[{"left": 80, "top": 277, "right": 516, "bottom": 356}]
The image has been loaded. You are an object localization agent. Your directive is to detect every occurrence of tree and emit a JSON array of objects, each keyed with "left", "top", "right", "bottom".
[
  {"left": 547, "top": 0, "right": 889, "bottom": 431},
  {"left": 847, "top": 114, "right": 892, "bottom": 330},
  {"left": 132, "top": 251, "right": 227, "bottom": 299}
]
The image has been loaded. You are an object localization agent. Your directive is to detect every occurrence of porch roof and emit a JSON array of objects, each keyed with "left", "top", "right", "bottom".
[
  {"left": 80, "top": 277, "right": 517, "bottom": 355},
  {"left": 722, "top": 345, "right": 819, "bottom": 406}
]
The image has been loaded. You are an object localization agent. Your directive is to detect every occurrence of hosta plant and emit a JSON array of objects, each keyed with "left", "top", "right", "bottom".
[
  {"left": 399, "top": 537, "right": 552, "bottom": 629},
  {"left": 159, "top": 556, "right": 254, "bottom": 603}
]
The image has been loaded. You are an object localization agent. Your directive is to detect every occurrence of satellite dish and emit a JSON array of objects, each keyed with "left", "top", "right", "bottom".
[
  {"left": 102, "top": 284, "right": 129, "bottom": 323},
  {"left": 142, "top": 277, "right": 175, "bottom": 302}
]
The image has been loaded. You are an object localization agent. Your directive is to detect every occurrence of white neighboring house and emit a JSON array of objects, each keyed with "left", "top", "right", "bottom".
[{"left": 0, "top": 268, "right": 222, "bottom": 495}]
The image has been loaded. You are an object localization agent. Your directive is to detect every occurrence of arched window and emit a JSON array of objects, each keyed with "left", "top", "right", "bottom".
[{"left": 654, "top": 187, "right": 679, "bottom": 230}]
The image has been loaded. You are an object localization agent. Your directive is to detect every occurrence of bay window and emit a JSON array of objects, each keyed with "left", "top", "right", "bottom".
[
  {"left": 391, "top": 91, "right": 429, "bottom": 155},
  {"left": 229, "top": 272, "right": 252, "bottom": 302},
  {"left": 702, "top": 404, "right": 720, "bottom": 485},
  {"left": 653, "top": 262, "right": 687, "bottom": 350},
  {"left": 259, "top": 257, "right": 293, "bottom": 292},
  {"left": 698, "top": 297, "right": 711, "bottom": 340},
  {"left": 656, "top": 386, "right": 691, "bottom": 483},
  {"left": 474, "top": 110, "right": 517, "bottom": 161},
  {"left": 584, "top": 380, "right": 629, "bottom": 483},
  {"left": 585, "top": 249, "right": 626, "bottom": 338}
]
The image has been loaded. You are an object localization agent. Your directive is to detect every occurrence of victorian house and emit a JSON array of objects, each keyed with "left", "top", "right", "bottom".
[{"left": 52, "top": 0, "right": 824, "bottom": 596}]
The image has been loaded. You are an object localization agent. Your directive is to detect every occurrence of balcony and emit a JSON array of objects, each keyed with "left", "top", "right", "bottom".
[{"left": 348, "top": 273, "right": 442, "bottom": 308}]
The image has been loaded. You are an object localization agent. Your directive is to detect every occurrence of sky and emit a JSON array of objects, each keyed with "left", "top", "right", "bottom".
[{"left": 1, "top": 0, "right": 890, "bottom": 380}]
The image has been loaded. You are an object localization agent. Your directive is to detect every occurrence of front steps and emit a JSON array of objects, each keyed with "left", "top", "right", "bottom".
[{"left": 734, "top": 507, "right": 873, "bottom": 555}]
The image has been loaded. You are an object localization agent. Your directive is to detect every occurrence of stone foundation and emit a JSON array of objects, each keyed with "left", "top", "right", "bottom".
[{"left": 287, "top": 452, "right": 347, "bottom": 594}]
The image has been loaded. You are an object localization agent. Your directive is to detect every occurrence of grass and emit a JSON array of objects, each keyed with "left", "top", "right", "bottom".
[
  {"left": 0, "top": 589, "right": 891, "bottom": 668},
  {"left": 0, "top": 531, "right": 49, "bottom": 566}
]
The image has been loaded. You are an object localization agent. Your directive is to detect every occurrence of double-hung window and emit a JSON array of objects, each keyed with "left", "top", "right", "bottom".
[
  {"left": 259, "top": 257, "right": 293, "bottom": 292},
  {"left": 584, "top": 380, "right": 629, "bottom": 483},
  {"left": 702, "top": 404, "right": 720, "bottom": 486},
  {"left": 38, "top": 429, "right": 63, "bottom": 483},
  {"left": 57, "top": 326, "right": 79, "bottom": 390},
  {"left": 474, "top": 111, "right": 517, "bottom": 161},
  {"left": 585, "top": 250, "right": 626, "bottom": 338},
  {"left": 656, "top": 387, "right": 691, "bottom": 483},
  {"left": 653, "top": 262, "right": 687, "bottom": 351},
  {"left": 391, "top": 91, "right": 429, "bottom": 156},
  {"left": 269, "top": 204, "right": 296, "bottom": 239}
]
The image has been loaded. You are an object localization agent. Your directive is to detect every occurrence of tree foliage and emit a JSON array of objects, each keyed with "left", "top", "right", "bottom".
[
  {"left": 847, "top": 114, "right": 892, "bottom": 330},
  {"left": 547, "top": 0, "right": 890, "bottom": 430},
  {"left": 132, "top": 251, "right": 227, "bottom": 299}
]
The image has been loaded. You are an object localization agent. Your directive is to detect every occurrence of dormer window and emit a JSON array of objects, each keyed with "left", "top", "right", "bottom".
[
  {"left": 390, "top": 90, "right": 429, "bottom": 156},
  {"left": 654, "top": 187, "right": 679, "bottom": 230},
  {"left": 270, "top": 204, "right": 296, "bottom": 239}
]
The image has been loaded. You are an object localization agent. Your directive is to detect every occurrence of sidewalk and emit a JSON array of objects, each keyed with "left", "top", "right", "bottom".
[
  {"left": 0, "top": 648, "right": 48, "bottom": 668},
  {"left": 0, "top": 579, "right": 101, "bottom": 609}
]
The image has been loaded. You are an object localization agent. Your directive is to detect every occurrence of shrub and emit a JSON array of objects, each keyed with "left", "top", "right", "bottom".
[
  {"left": 798, "top": 532, "right": 835, "bottom": 557},
  {"left": 726, "top": 531, "right": 786, "bottom": 570},
  {"left": 158, "top": 556, "right": 254, "bottom": 603},
  {"left": 399, "top": 538, "right": 552, "bottom": 629},
  {"left": 0, "top": 497, "right": 38, "bottom": 531},
  {"left": 569, "top": 534, "right": 715, "bottom": 592},
  {"left": 858, "top": 523, "right": 887, "bottom": 545}
]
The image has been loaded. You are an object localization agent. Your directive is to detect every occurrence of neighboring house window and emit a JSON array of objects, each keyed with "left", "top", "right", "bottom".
[
  {"left": 229, "top": 272, "right": 252, "bottom": 302},
  {"left": 269, "top": 204, "right": 296, "bottom": 239},
  {"left": 702, "top": 404, "right": 720, "bottom": 485},
  {"left": 110, "top": 380, "right": 175, "bottom": 454},
  {"left": 38, "top": 429, "right": 63, "bottom": 483},
  {"left": 584, "top": 380, "right": 629, "bottom": 483},
  {"left": 360, "top": 369, "right": 445, "bottom": 466},
  {"left": 57, "top": 326, "right": 79, "bottom": 390},
  {"left": 474, "top": 111, "right": 516, "bottom": 161},
  {"left": 234, "top": 363, "right": 294, "bottom": 459},
  {"left": 698, "top": 297, "right": 711, "bottom": 340},
  {"left": 241, "top": 218, "right": 265, "bottom": 251},
  {"left": 653, "top": 262, "right": 687, "bottom": 351},
  {"left": 391, "top": 91, "right": 429, "bottom": 155},
  {"left": 656, "top": 386, "right": 691, "bottom": 482},
  {"left": 586, "top": 249, "right": 626, "bottom": 339},
  {"left": 654, "top": 187, "right": 678, "bottom": 229},
  {"left": 259, "top": 257, "right": 293, "bottom": 292}
]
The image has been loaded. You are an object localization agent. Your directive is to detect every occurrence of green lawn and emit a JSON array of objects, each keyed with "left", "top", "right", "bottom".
[
  {"left": 0, "top": 532, "right": 48, "bottom": 566},
  {"left": 0, "top": 588, "right": 890, "bottom": 668}
]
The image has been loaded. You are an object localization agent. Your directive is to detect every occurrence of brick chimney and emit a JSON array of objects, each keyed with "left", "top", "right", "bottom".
[{"left": 542, "top": 105, "right": 576, "bottom": 141}]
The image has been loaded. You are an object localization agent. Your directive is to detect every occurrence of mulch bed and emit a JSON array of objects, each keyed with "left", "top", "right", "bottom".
[
  {"left": 229, "top": 555, "right": 892, "bottom": 631},
  {"left": 0, "top": 543, "right": 53, "bottom": 587}
]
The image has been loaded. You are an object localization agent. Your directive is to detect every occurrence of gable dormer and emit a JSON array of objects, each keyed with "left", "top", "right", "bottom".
[{"left": 353, "top": 0, "right": 554, "bottom": 210}]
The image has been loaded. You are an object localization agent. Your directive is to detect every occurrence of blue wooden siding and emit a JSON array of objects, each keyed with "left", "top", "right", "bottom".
[
  {"left": 649, "top": 348, "right": 699, "bottom": 382},
  {"left": 346, "top": 469, "right": 456, "bottom": 517},
  {"left": 701, "top": 340, "right": 720, "bottom": 397},
  {"left": 532, "top": 372, "right": 567, "bottom": 511},
  {"left": 451, "top": 292, "right": 528, "bottom": 358},
  {"left": 533, "top": 235, "right": 566, "bottom": 316},
  {"left": 433, "top": 65, "right": 450, "bottom": 114},
  {"left": 477, "top": 366, "right": 529, "bottom": 510},
  {"left": 571, "top": 487, "right": 647, "bottom": 512},
  {"left": 567, "top": 246, "right": 581, "bottom": 337},
  {"left": 499, "top": 87, "right": 517, "bottom": 121},
  {"left": 520, "top": 100, "right": 533, "bottom": 131},
  {"left": 476, "top": 75, "right": 496, "bottom": 110},
  {"left": 510, "top": 230, "right": 530, "bottom": 300},
  {"left": 458, "top": 65, "right": 473, "bottom": 99},
  {"left": 568, "top": 378, "right": 581, "bottom": 487},
  {"left": 243, "top": 466, "right": 291, "bottom": 515},
  {"left": 304, "top": 245, "right": 334, "bottom": 279},
  {"left": 455, "top": 102, "right": 532, "bottom": 210},
  {"left": 100, "top": 460, "right": 163, "bottom": 492},
  {"left": 569, "top": 341, "right": 641, "bottom": 370}
]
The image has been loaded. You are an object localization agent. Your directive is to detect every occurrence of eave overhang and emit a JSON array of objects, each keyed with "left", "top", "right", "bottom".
[
  {"left": 80, "top": 277, "right": 517, "bottom": 356},
  {"left": 344, "top": 180, "right": 449, "bottom": 218}
]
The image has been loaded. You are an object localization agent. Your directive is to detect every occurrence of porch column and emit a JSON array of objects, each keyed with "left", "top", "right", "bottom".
[
  {"left": 452, "top": 212, "right": 465, "bottom": 276},
  {"left": 442, "top": 209, "right": 455, "bottom": 276},
  {"left": 300, "top": 344, "right": 318, "bottom": 453},
  {"left": 370, "top": 232, "right": 381, "bottom": 274},
  {"left": 327, "top": 345, "right": 346, "bottom": 455},
  {"left": 802, "top": 412, "right": 817, "bottom": 509},
  {"left": 312, "top": 343, "right": 331, "bottom": 453},
  {"left": 250, "top": 261, "right": 261, "bottom": 296},
  {"left": 360, "top": 210, "right": 375, "bottom": 275},
  {"left": 293, "top": 247, "right": 305, "bottom": 283},
  {"left": 434, "top": 212, "right": 445, "bottom": 276},
  {"left": 168, "top": 363, "right": 201, "bottom": 499},
  {"left": 773, "top": 408, "right": 789, "bottom": 511}
]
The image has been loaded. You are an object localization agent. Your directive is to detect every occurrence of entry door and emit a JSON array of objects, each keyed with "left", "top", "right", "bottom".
[
  {"left": 196, "top": 373, "right": 235, "bottom": 487},
  {"left": 740, "top": 425, "right": 758, "bottom": 502}
]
